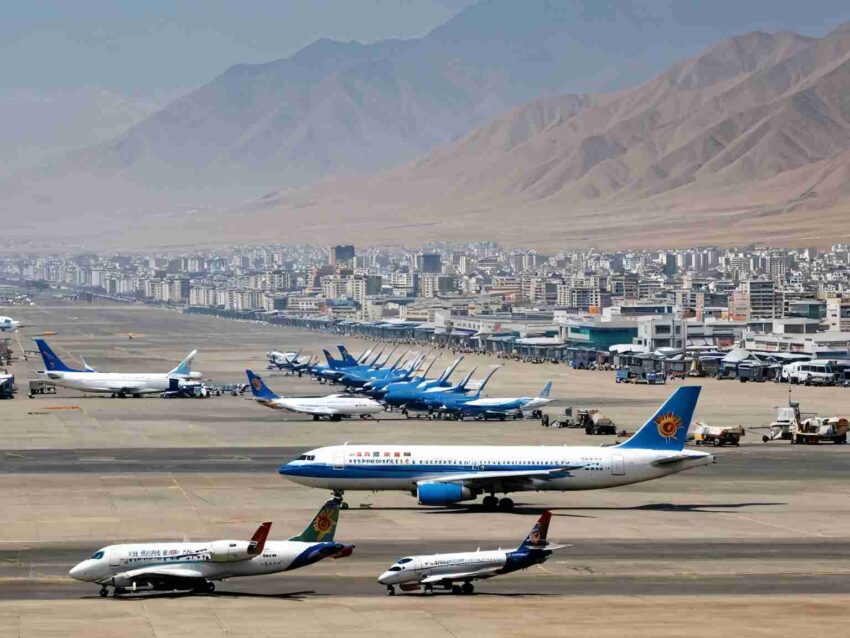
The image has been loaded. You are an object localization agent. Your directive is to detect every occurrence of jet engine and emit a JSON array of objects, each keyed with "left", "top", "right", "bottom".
[
  {"left": 209, "top": 540, "right": 259, "bottom": 562},
  {"left": 417, "top": 482, "right": 475, "bottom": 505}
]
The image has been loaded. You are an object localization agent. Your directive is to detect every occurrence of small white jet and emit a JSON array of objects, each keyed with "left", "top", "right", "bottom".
[
  {"left": 69, "top": 500, "right": 354, "bottom": 597},
  {"left": 35, "top": 338, "right": 201, "bottom": 397},
  {"left": 378, "top": 511, "right": 565, "bottom": 595},
  {"left": 0, "top": 316, "right": 21, "bottom": 332},
  {"left": 246, "top": 370, "right": 384, "bottom": 421}
]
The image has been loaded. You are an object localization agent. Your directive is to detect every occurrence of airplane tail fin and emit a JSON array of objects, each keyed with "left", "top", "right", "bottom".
[
  {"left": 168, "top": 350, "right": 198, "bottom": 377},
  {"left": 337, "top": 345, "right": 358, "bottom": 366},
  {"left": 455, "top": 366, "right": 478, "bottom": 391},
  {"left": 519, "top": 511, "right": 552, "bottom": 550},
  {"left": 245, "top": 370, "right": 280, "bottom": 400},
  {"left": 323, "top": 349, "right": 340, "bottom": 369},
  {"left": 289, "top": 500, "right": 341, "bottom": 543},
  {"left": 248, "top": 522, "right": 272, "bottom": 555},
  {"left": 473, "top": 365, "right": 501, "bottom": 397},
  {"left": 438, "top": 356, "right": 463, "bottom": 383},
  {"left": 34, "top": 339, "right": 81, "bottom": 372},
  {"left": 539, "top": 381, "right": 553, "bottom": 399},
  {"left": 616, "top": 386, "right": 701, "bottom": 451}
]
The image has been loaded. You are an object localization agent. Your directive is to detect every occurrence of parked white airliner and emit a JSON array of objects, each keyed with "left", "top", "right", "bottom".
[
  {"left": 378, "top": 511, "right": 565, "bottom": 595},
  {"left": 279, "top": 387, "right": 713, "bottom": 509},
  {"left": 35, "top": 338, "right": 201, "bottom": 397},
  {"left": 0, "top": 316, "right": 21, "bottom": 332},
  {"left": 247, "top": 370, "right": 384, "bottom": 421},
  {"left": 69, "top": 500, "right": 354, "bottom": 597}
]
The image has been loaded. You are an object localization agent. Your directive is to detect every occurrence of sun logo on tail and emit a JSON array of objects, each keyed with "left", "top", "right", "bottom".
[
  {"left": 654, "top": 412, "right": 683, "bottom": 441},
  {"left": 251, "top": 377, "right": 263, "bottom": 392},
  {"left": 313, "top": 510, "right": 334, "bottom": 539}
]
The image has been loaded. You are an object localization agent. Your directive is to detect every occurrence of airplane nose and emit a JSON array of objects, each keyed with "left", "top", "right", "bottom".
[
  {"left": 68, "top": 562, "right": 87, "bottom": 581},
  {"left": 377, "top": 571, "right": 396, "bottom": 585}
]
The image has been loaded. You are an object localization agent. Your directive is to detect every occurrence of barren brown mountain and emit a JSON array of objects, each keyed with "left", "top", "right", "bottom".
[{"left": 226, "top": 24, "right": 850, "bottom": 250}]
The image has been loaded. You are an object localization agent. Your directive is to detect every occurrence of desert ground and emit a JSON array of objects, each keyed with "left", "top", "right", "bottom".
[{"left": 1, "top": 303, "right": 849, "bottom": 637}]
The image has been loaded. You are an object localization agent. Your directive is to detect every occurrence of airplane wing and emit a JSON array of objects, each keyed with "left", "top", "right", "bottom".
[
  {"left": 103, "top": 380, "right": 148, "bottom": 391},
  {"left": 115, "top": 565, "right": 207, "bottom": 581},
  {"left": 420, "top": 566, "right": 502, "bottom": 584},
  {"left": 423, "top": 466, "right": 584, "bottom": 486}
]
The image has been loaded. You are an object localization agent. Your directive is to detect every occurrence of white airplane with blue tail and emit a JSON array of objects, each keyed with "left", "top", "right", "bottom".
[{"left": 279, "top": 387, "right": 713, "bottom": 510}]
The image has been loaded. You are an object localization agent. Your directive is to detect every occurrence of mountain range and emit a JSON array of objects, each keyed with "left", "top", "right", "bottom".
[{"left": 4, "top": 1, "right": 850, "bottom": 249}]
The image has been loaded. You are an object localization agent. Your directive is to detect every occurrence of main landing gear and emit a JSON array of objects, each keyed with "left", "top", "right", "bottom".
[
  {"left": 331, "top": 489, "right": 349, "bottom": 509},
  {"left": 482, "top": 495, "right": 513, "bottom": 511},
  {"left": 450, "top": 582, "right": 474, "bottom": 595}
]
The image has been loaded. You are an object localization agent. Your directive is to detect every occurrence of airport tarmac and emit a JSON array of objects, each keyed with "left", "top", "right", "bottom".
[{"left": 1, "top": 304, "right": 849, "bottom": 636}]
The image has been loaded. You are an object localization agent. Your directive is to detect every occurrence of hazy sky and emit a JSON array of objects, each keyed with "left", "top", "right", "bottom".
[{"left": 2, "top": 0, "right": 474, "bottom": 96}]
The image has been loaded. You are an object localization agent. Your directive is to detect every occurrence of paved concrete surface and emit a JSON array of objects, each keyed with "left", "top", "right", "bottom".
[{"left": 1, "top": 304, "right": 849, "bottom": 636}]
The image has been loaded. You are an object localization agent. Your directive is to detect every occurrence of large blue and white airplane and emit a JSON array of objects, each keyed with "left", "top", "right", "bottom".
[
  {"left": 279, "top": 386, "right": 712, "bottom": 510},
  {"left": 449, "top": 381, "right": 555, "bottom": 420},
  {"left": 333, "top": 351, "right": 426, "bottom": 390},
  {"left": 411, "top": 365, "right": 502, "bottom": 414},
  {"left": 362, "top": 355, "right": 439, "bottom": 396},
  {"left": 380, "top": 356, "right": 465, "bottom": 407},
  {"left": 310, "top": 344, "right": 373, "bottom": 383}
]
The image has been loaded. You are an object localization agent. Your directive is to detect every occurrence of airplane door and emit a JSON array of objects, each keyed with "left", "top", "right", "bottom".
[
  {"left": 333, "top": 450, "right": 345, "bottom": 470},
  {"left": 109, "top": 547, "right": 122, "bottom": 567},
  {"left": 612, "top": 454, "right": 625, "bottom": 476}
]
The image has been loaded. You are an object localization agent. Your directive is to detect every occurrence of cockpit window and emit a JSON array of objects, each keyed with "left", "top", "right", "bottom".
[
  {"left": 397, "top": 557, "right": 412, "bottom": 564},
  {"left": 90, "top": 551, "right": 105, "bottom": 560},
  {"left": 388, "top": 566, "right": 402, "bottom": 572},
  {"left": 296, "top": 454, "right": 315, "bottom": 461}
]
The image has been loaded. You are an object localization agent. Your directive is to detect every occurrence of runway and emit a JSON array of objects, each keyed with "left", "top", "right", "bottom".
[
  {"left": 0, "top": 447, "right": 306, "bottom": 474},
  {"left": 1, "top": 443, "right": 847, "bottom": 480}
]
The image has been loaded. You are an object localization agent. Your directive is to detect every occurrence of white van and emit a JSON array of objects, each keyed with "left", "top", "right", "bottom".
[{"left": 781, "top": 360, "right": 836, "bottom": 386}]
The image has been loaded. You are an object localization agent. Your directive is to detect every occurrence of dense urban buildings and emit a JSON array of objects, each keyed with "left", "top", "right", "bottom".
[{"left": 3, "top": 243, "right": 850, "bottom": 361}]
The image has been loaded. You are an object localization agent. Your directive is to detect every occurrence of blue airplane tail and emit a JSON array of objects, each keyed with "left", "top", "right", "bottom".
[
  {"left": 245, "top": 370, "right": 279, "bottom": 400},
  {"left": 34, "top": 339, "right": 82, "bottom": 372},
  {"left": 617, "top": 386, "right": 701, "bottom": 451},
  {"left": 519, "top": 511, "right": 552, "bottom": 550},
  {"left": 337, "top": 346, "right": 358, "bottom": 366},
  {"left": 539, "top": 381, "right": 552, "bottom": 399},
  {"left": 323, "top": 349, "right": 342, "bottom": 369}
]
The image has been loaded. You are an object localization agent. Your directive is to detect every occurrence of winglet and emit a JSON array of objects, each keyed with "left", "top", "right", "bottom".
[
  {"left": 248, "top": 522, "right": 272, "bottom": 555},
  {"left": 519, "top": 511, "right": 552, "bottom": 550},
  {"left": 245, "top": 370, "right": 279, "bottom": 400}
]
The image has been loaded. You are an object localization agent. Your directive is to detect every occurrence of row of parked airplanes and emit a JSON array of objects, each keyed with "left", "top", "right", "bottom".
[
  {"left": 33, "top": 338, "right": 554, "bottom": 420},
  {"left": 30, "top": 338, "right": 715, "bottom": 596}
]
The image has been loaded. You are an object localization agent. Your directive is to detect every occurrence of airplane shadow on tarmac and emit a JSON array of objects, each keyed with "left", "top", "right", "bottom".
[
  {"left": 370, "top": 501, "right": 786, "bottom": 517},
  {"left": 96, "top": 590, "right": 318, "bottom": 601}
]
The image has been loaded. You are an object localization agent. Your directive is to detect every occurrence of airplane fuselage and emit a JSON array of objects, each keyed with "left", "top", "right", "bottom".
[
  {"left": 280, "top": 444, "right": 713, "bottom": 493},
  {"left": 70, "top": 540, "right": 346, "bottom": 586},
  {"left": 41, "top": 371, "right": 190, "bottom": 395},
  {"left": 257, "top": 395, "right": 385, "bottom": 417}
]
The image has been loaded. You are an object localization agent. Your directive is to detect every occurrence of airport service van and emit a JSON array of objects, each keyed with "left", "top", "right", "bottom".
[{"left": 781, "top": 360, "right": 838, "bottom": 386}]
